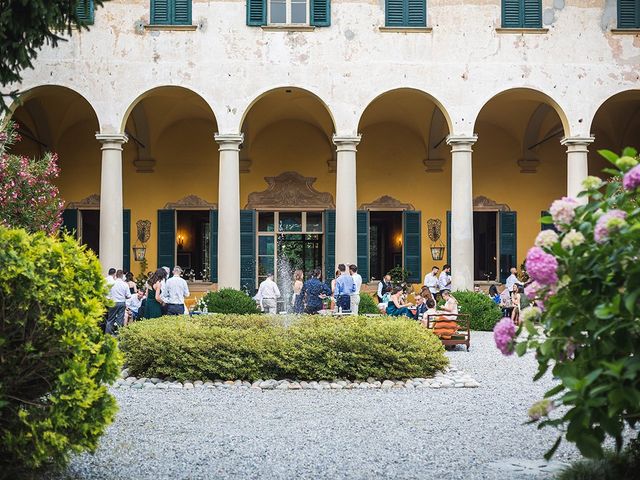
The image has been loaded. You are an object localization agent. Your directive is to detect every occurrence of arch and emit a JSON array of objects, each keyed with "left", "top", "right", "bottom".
[
  {"left": 237, "top": 85, "right": 337, "bottom": 134},
  {"left": 588, "top": 88, "right": 640, "bottom": 133},
  {"left": 357, "top": 87, "right": 453, "bottom": 134},
  {"left": 471, "top": 87, "right": 570, "bottom": 136},
  {"left": 120, "top": 85, "right": 218, "bottom": 133}
]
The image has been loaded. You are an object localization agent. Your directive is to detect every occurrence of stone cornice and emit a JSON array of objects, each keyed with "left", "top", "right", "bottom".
[
  {"left": 95, "top": 133, "right": 128, "bottom": 144},
  {"left": 214, "top": 133, "right": 244, "bottom": 150},
  {"left": 333, "top": 134, "right": 361, "bottom": 152}
]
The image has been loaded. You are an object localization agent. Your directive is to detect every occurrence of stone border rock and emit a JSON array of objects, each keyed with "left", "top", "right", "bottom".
[{"left": 112, "top": 366, "right": 481, "bottom": 391}]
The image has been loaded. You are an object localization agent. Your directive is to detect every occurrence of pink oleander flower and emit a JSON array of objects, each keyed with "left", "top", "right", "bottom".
[
  {"left": 594, "top": 209, "right": 627, "bottom": 243},
  {"left": 623, "top": 165, "right": 640, "bottom": 191},
  {"left": 549, "top": 197, "right": 578, "bottom": 230},
  {"left": 535, "top": 230, "right": 558, "bottom": 249},
  {"left": 494, "top": 317, "right": 516, "bottom": 356},
  {"left": 526, "top": 247, "right": 559, "bottom": 286}
]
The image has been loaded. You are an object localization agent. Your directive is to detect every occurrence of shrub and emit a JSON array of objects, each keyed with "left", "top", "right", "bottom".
[
  {"left": 500, "top": 148, "right": 640, "bottom": 459},
  {"left": 0, "top": 228, "right": 120, "bottom": 476},
  {"left": 358, "top": 293, "right": 380, "bottom": 314},
  {"left": 451, "top": 291, "right": 501, "bottom": 331},
  {"left": 557, "top": 440, "right": 640, "bottom": 480},
  {"left": 200, "top": 288, "right": 261, "bottom": 314},
  {"left": 119, "top": 314, "right": 448, "bottom": 381}
]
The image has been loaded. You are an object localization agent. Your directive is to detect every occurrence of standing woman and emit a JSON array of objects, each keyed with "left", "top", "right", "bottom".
[
  {"left": 292, "top": 269, "right": 304, "bottom": 314},
  {"left": 143, "top": 268, "right": 167, "bottom": 319},
  {"left": 510, "top": 283, "right": 521, "bottom": 325},
  {"left": 126, "top": 272, "right": 137, "bottom": 295}
]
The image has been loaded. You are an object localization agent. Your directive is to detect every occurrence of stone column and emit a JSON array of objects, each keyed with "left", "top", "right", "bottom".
[
  {"left": 561, "top": 136, "right": 595, "bottom": 202},
  {"left": 95, "top": 133, "right": 128, "bottom": 275},
  {"left": 446, "top": 135, "right": 477, "bottom": 291},
  {"left": 332, "top": 135, "right": 361, "bottom": 267},
  {"left": 214, "top": 133, "right": 243, "bottom": 289}
]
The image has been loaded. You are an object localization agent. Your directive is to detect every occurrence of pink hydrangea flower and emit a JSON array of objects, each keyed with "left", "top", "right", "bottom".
[
  {"left": 525, "top": 281, "right": 541, "bottom": 300},
  {"left": 525, "top": 247, "right": 559, "bottom": 286},
  {"left": 623, "top": 165, "right": 640, "bottom": 191},
  {"left": 549, "top": 197, "right": 578, "bottom": 230},
  {"left": 494, "top": 317, "right": 516, "bottom": 356},
  {"left": 594, "top": 209, "right": 627, "bottom": 243}
]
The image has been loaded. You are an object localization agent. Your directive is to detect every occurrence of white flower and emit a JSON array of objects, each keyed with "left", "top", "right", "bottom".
[
  {"left": 521, "top": 306, "right": 542, "bottom": 324},
  {"left": 581, "top": 176, "right": 603, "bottom": 191},
  {"left": 535, "top": 230, "right": 559, "bottom": 249},
  {"left": 549, "top": 197, "right": 578, "bottom": 231},
  {"left": 560, "top": 229, "right": 585, "bottom": 250}
]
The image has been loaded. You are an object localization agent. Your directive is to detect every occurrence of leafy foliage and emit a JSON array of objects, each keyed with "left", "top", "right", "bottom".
[
  {"left": 0, "top": 227, "right": 120, "bottom": 476},
  {"left": 557, "top": 440, "right": 640, "bottom": 480},
  {"left": 200, "top": 288, "right": 261, "bottom": 314},
  {"left": 358, "top": 293, "right": 381, "bottom": 314},
  {"left": 119, "top": 314, "right": 449, "bottom": 381},
  {"left": 513, "top": 148, "right": 640, "bottom": 459},
  {"left": 1, "top": 0, "right": 108, "bottom": 110},
  {"left": 451, "top": 291, "right": 502, "bottom": 331},
  {"left": 0, "top": 121, "right": 64, "bottom": 234}
]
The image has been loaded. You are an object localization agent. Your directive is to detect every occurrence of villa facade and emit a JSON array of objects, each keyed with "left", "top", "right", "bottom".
[{"left": 8, "top": 0, "right": 640, "bottom": 293}]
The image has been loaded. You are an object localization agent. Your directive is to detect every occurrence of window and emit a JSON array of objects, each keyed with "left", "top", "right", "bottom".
[
  {"left": 385, "top": 0, "right": 426, "bottom": 28},
  {"left": 618, "top": 0, "right": 640, "bottom": 28},
  {"left": 502, "top": 0, "right": 542, "bottom": 29},
  {"left": 247, "top": 0, "right": 330, "bottom": 27},
  {"left": 151, "top": 0, "right": 192, "bottom": 25},
  {"left": 75, "top": 0, "right": 95, "bottom": 25}
]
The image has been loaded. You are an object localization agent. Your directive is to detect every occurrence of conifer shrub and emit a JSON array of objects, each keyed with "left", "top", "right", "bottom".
[
  {"left": 358, "top": 293, "right": 381, "bottom": 314},
  {"left": 119, "top": 314, "right": 448, "bottom": 381},
  {"left": 451, "top": 291, "right": 502, "bottom": 331},
  {"left": 0, "top": 228, "right": 120, "bottom": 476},
  {"left": 199, "top": 288, "right": 261, "bottom": 314}
]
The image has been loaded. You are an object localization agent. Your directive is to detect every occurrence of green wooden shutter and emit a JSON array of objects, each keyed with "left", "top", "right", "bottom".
[
  {"left": 446, "top": 211, "right": 451, "bottom": 266},
  {"left": 62, "top": 209, "right": 79, "bottom": 237},
  {"left": 499, "top": 211, "right": 517, "bottom": 283},
  {"left": 618, "top": 0, "right": 639, "bottom": 28},
  {"left": 76, "top": 0, "right": 95, "bottom": 25},
  {"left": 386, "top": 0, "right": 405, "bottom": 26},
  {"left": 311, "top": 0, "right": 331, "bottom": 26},
  {"left": 502, "top": 0, "right": 522, "bottom": 28},
  {"left": 240, "top": 210, "right": 256, "bottom": 294},
  {"left": 151, "top": 0, "right": 171, "bottom": 24},
  {"left": 157, "top": 209, "right": 175, "bottom": 269},
  {"left": 123, "top": 209, "right": 131, "bottom": 272},
  {"left": 210, "top": 210, "right": 218, "bottom": 282},
  {"left": 324, "top": 209, "right": 336, "bottom": 287},
  {"left": 356, "top": 211, "right": 370, "bottom": 283},
  {"left": 403, "top": 211, "right": 421, "bottom": 284},
  {"left": 173, "top": 0, "right": 192, "bottom": 24},
  {"left": 523, "top": 0, "right": 541, "bottom": 28},
  {"left": 407, "top": 0, "right": 426, "bottom": 27},
  {"left": 247, "top": 0, "right": 267, "bottom": 26}
]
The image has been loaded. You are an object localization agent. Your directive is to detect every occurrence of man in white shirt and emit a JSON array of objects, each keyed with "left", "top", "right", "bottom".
[
  {"left": 126, "top": 289, "right": 145, "bottom": 320},
  {"left": 106, "top": 270, "right": 131, "bottom": 335},
  {"left": 105, "top": 268, "right": 116, "bottom": 299},
  {"left": 505, "top": 267, "right": 520, "bottom": 291},
  {"left": 423, "top": 266, "right": 440, "bottom": 298},
  {"left": 254, "top": 273, "right": 280, "bottom": 314},
  {"left": 438, "top": 264, "right": 452, "bottom": 293},
  {"left": 349, "top": 264, "right": 363, "bottom": 315},
  {"left": 162, "top": 266, "right": 190, "bottom": 315}
]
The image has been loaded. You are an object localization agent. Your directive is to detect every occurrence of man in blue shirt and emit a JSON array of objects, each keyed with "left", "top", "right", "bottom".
[
  {"left": 334, "top": 263, "right": 355, "bottom": 312},
  {"left": 300, "top": 268, "right": 332, "bottom": 314}
]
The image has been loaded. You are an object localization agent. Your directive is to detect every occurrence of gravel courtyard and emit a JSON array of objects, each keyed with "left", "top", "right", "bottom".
[{"left": 54, "top": 331, "right": 579, "bottom": 479}]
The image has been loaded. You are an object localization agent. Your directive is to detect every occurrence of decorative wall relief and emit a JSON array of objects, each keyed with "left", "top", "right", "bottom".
[{"left": 245, "top": 171, "right": 335, "bottom": 209}]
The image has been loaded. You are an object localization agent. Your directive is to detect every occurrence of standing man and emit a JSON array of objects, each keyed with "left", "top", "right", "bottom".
[
  {"left": 106, "top": 270, "right": 131, "bottom": 335},
  {"left": 162, "top": 266, "right": 190, "bottom": 315},
  {"left": 438, "top": 264, "right": 452, "bottom": 294},
  {"left": 376, "top": 273, "right": 392, "bottom": 303},
  {"left": 349, "top": 264, "right": 362, "bottom": 315},
  {"left": 105, "top": 268, "right": 116, "bottom": 293},
  {"left": 423, "top": 266, "right": 440, "bottom": 299},
  {"left": 505, "top": 267, "right": 520, "bottom": 291},
  {"left": 255, "top": 272, "right": 280, "bottom": 314},
  {"left": 300, "top": 269, "right": 332, "bottom": 314},
  {"left": 334, "top": 263, "right": 355, "bottom": 312},
  {"left": 160, "top": 266, "right": 171, "bottom": 315}
]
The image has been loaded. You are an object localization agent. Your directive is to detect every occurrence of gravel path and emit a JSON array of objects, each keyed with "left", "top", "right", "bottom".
[{"left": 52, "top": 331, "right": 579, "bottom": 479}]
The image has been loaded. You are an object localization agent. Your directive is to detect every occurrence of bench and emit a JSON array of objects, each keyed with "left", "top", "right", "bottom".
[{"left": 425, "top": 313, "right": 471, "bottom": 351}]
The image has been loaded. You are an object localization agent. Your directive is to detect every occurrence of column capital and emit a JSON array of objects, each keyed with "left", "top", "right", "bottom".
[
  {"left": 215, "top": 133, "right": 244, "bottom": 151},
  {"left": 95, "top": 133, "right": 128, "bottom": 145},
  {"left": 446, "top": 134, "right": 477, "bottom": 150},
  {"left": 333, "top": 134, "right": 361, "bottom": 152},
  {"left": 560, "top": 135, "right": 595, "bottom": 149}
]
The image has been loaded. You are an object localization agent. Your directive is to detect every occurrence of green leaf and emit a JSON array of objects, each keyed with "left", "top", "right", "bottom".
[
  {"left": 624, "top": 289, "right": 639, "bottom": 314},
  {"left": 515, "top": 341, "right": 528, "bottom": 356},
  {"left": 598, "top": 149, "right": 619, "bottom": 165},
  {"left": 575, "top": 434, "right": 604, "bottom": 458},
  {"left": 540, "top": 215, "right": 553, "bottom": 225},
  {"left": 622, "top": 147, "right": 638, "bottom": 158},
  {"left": 544, "top": 383, "right": 565, "bottom": 398},
  {"left": 544, "top": 436, "right": 562, "bottom": 460}
]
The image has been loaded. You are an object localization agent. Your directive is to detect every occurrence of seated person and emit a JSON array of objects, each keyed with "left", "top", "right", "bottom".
[
  {"left": 385, "top": 286, "right": 414, "bottom": 318},
  {"left": 420, "top": 298, "right": 438, "bottom": 327},
  {"left": 125, "top": 289, "right": 145, "bottom": 324},
  {"left": 414, "top": 294, "right": 427, "bottom": 320},
  {"left": 432, "top": 291, "right": 459, "bottom": 339},
  {"left": 441, "top": 290, "right": 459, "bottom": 314},
  {"left": 489, "top": 285, "right": 501, "bottom": 304}
]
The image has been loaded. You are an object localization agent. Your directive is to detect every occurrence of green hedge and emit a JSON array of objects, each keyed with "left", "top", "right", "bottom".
[
  {"left": 452, "top": 291, "right": 502, "bottom": 331},
  {"left": 358, "top": 293, "right": 380, "bottom": 314},
  {"left": 119, "top": 315, "right": 448, "bottom": 381},
  {"left": 200, "top": 288, "right": 261, "bottom": 314},
  {"left": 0, "top": 228, "right": 120, "bottom": 476}
]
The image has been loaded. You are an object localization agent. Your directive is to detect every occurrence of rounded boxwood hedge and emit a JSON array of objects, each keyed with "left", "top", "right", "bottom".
[
  {"left": 452, "top": 290, "right": 502, "bottom": 331},
  {"left": 200, "top": 288, "right": 261, "bottom": 314},
  {"left": 0, "top": 228, "right": 120, "bottom": 476},
  {"left": 358, "top": 293, "right": 381, "bottom": 314},
  {"left": 119, "top": 314, "right": 448, "bottom": 381}
]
